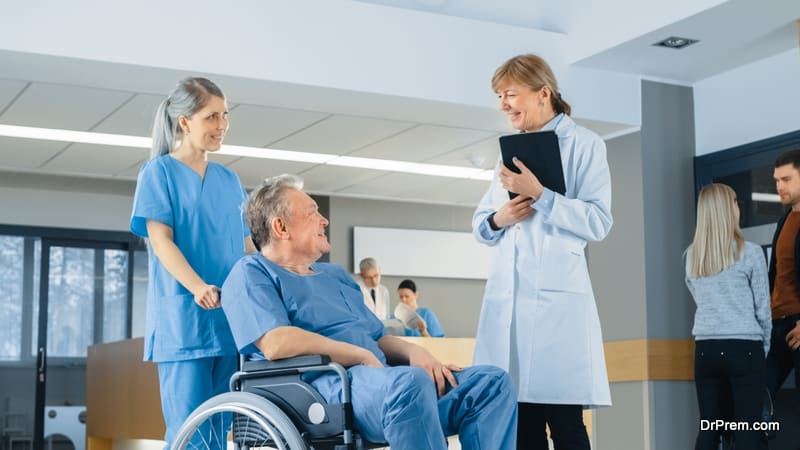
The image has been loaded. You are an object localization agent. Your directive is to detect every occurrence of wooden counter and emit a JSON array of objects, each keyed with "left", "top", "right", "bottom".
[{"left": 88, "top": 337, "right": 695, "bottom": 448}]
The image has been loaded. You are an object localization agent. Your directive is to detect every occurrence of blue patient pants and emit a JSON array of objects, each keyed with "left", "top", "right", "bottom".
[
  {"left": 157, "top": 355, "right": 238, "bottom": 449},
  {"left": 311, "top": 364, "right": 517, "bottom": 450}
]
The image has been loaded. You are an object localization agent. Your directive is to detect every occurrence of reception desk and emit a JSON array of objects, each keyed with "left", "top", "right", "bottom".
[{"left": 87, "top": 337, "right": 692, "bottom": 449}]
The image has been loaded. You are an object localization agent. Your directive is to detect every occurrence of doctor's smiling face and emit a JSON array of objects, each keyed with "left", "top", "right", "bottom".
[{"left": 495, "top": 79, "right": 553, "bottom": 133}]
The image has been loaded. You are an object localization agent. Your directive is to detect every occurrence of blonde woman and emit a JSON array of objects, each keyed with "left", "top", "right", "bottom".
[{"left": 685, "top": 183, "right": 771, "bottom": 450}]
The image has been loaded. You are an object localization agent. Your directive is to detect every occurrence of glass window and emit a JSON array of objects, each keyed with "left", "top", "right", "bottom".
[
  {"left": 46, "top": 246, "right": 95, "bottom": 358},
  {"left": 103, "top": 249, "right": 129, "bottom": 342},
  {"left": 0, "top": 236, "right": 24, "bottom": 361}
]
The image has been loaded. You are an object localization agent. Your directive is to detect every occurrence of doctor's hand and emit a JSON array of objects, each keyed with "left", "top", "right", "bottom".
[
  {"left": 408, "top": 346, "right": 461, "bottom": 397},
  {"left": 786, "top": 320, "right": 800, "bottom": 350},
  {"left": 499, "top": 157, "right": 544, "bottom": 200},
  {"left": 493, "top": 194, "right": 534, "bottom": 228},
  {"left": 193, "top": 284, "right": 221, "bottom": 309}
]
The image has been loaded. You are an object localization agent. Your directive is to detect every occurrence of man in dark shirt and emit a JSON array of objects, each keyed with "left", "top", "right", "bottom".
[{"left": 767, "top": 149, "right": 800, "bottom": 406}]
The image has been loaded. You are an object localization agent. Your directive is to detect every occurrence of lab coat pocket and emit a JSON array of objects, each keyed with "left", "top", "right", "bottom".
[
  {"left": 539, "top": 235, "right": 590, "bottom": 294},
  {"left": 157, "top": 293, "right": 205, "bottom": 351}
]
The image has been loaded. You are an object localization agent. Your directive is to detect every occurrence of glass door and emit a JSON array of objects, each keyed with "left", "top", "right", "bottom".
[{"left": 33, "top": 239, "right": 132, "bottom": 450}]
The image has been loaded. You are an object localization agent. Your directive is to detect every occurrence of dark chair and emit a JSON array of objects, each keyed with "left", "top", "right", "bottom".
[{"left": 172, "top": 354, "right": 387, "bottom": 450}]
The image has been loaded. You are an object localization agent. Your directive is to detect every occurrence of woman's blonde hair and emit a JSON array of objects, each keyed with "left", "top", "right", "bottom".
[
  {"left": 491, "top": 54, "right": 571, "bottom": 116},
  {"left": 687, "top": 183, "right": 744, "bottom": 277}
]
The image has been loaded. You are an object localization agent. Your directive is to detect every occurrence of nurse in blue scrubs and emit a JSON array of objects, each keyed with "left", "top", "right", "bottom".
[
  {"left": 396, "top": 279, "right": 445, "bottom": 337},
  {"left": 130, "top": 77, "right": 256, "bottom": 448}
]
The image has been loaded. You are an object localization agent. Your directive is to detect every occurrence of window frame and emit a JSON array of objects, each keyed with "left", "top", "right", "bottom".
[{"left": 0, "top": 224, "right": 144, "bottom": 367}]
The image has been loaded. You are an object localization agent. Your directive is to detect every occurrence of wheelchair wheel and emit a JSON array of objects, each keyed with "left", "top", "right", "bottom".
[{"left": 173, "top": 391, "right": 307, "bottom": 450}]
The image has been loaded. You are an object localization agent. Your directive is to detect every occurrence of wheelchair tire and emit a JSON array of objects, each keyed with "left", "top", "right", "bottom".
[{"left": 172, "top": 391, "right": 307, "bottom": 450}]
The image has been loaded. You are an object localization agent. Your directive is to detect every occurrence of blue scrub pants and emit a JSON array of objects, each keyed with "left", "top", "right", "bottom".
[
  {"left": 157, "top": 355, "right": 238, "bottom": 449},
  {"left": 311, "top": 364, "right": 517, "bottom": 450}
]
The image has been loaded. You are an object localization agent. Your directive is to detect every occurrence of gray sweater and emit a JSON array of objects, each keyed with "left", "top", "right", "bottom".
[{"left": 685, "top": 241, "right": 772, "bottom": 354}]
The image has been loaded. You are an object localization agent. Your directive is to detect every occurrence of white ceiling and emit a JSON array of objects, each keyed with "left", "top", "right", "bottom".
[{"left": 0, "top": 0, "right": 797, "bottom": 206}]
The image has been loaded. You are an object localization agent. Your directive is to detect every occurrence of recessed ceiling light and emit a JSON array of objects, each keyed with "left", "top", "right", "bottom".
[{"left": 653, "top": 36, "right": 699, "bottom": 49}]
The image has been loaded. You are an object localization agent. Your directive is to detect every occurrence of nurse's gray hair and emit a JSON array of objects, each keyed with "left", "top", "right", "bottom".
[
  {"left": 150, "top": 77, "right": 225, "bottom": 159},
  {"left": 247, "top": 174, "right": 304, "bottom": 247}
]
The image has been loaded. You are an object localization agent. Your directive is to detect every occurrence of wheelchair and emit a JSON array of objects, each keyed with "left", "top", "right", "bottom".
[{"left": 171, "top": 354, "right": 387, "bottom": 450}]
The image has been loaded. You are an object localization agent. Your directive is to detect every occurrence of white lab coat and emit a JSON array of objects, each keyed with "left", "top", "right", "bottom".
[
  {"left": 358, "top": 282, "right": 391, "bottom": 321},
  {"left": 472, "top": 114, "right": 612, "bottom": 408}
]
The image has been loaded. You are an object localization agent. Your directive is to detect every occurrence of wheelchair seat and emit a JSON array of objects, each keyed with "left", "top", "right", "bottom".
[{"left": 172, "top": 354, "right": 387, "bottom": 450}]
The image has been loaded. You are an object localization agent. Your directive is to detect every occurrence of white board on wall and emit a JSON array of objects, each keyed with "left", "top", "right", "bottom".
[{"left": 353, "top": 226, "right": 491, "bottom": 280}]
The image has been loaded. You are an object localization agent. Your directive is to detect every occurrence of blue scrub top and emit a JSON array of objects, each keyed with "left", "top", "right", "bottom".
[
  {"left": 221, "top": 254, "right": 387, "bottom": 364},
  {"left": 130, "top": 155, "right": 250, "bottom": 362},
  {"left": 403, "top": 307, "right": 445, "bottom": 337}
]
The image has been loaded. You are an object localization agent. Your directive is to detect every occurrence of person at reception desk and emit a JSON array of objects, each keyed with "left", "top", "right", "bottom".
[
  {"left": 357, "top": 257, "right": 391, "bottom": 320},
  {"left": 685, "top": 183, "right": 770, "bottom": 450},
  {"left": 472, "top": 54, "right": 612, "bottom": 450},
  {"left": 130, "top": 77, "right": 257, "bottom": 448},
  {"left": 396, "top": 279, "right": 445, "bottom": 337},
  {"left": 767, "top": 149, "right": 800, "bottom": 425},
  {"left": 221, "top": 174, "right": 517, "bottom": 450}
]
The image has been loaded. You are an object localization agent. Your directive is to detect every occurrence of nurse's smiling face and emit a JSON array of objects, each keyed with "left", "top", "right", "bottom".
[
  {"left": 284, "top": 189, "right": 331, "bottom": 261},
  {"left": 179, "top": 95, "right": 229, "bottom": 152}
]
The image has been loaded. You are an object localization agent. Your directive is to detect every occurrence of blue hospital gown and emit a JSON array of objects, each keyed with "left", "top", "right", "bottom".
[{"left": 222, "top": 254, "right": 518, "bottom": 450}]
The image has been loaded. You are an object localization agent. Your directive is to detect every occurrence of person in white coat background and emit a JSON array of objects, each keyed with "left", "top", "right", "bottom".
[
  {"left": 472, "top": 53, "right": 613, "bottom": 450},
  {"left": 357, "top": 257, "right": 391, "bottom": 320}
]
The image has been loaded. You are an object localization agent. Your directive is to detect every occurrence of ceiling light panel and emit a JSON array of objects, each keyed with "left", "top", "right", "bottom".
[
  {"left": 270, "top": 115, "right": 415, "bottom": 155},
  {"left": 92, "top": 94, "right": 163, "bottom": 136},
  {"left": 0, "top": 83, "right": 132, "bottom": 130},
  {"left": 223, "top": 104, "right": 329, "bottom": 147}
]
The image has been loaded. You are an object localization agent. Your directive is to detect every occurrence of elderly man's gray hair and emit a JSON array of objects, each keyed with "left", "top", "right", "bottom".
[
  {"left": 246, "top": 174, "right": 304, "bottom": 247},
  {"left": 359, "top": 257, "right": 379, "bottom": 273}
]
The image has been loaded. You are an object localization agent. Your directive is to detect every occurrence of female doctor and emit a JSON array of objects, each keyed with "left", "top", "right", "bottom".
[
  {"left": 472, "top": 54, "right": 612, "bottom": 450},
  {"left": 130, "top": 77, "right": 256, "bottom": 448}
]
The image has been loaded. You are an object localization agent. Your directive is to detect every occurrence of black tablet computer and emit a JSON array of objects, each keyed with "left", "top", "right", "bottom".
[{"left": 499, "top": 130, "right": 566, "bottom": 199}]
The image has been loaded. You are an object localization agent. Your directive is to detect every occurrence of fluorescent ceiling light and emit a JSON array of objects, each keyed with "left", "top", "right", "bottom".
[
  {"left": 751, "top": 192, "right": 781, "bottom": 203},
  {"left": 0, "top": 124, "right": 151, "bottom": 148},
  {"left": 0, "top": 124, "right": 493, "bottom": 181}
]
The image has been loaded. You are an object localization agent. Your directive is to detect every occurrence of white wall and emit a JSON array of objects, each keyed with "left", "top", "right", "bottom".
[
  {"left": 694, "top": 48, "right": 800, "bottom": 156},
  {"left": 0, "top": 172, "right": 134, "bottom": 231}
]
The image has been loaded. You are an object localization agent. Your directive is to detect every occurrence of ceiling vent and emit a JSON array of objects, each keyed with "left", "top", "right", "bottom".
[{"left": 653, "top": 36, "right": 699, "bottom": 49}]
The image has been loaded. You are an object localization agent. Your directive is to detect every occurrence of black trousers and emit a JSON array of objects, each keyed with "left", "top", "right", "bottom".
[
  {"left": 517, "top": 402, "right": 590, "bottom": 450},
  {"left": 694, "top": 339, "right": 767, "bottom": 450}
]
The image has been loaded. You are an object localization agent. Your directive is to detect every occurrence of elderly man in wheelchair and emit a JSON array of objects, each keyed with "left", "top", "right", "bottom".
[{"left": 171, "top": 174, "right": 517, "bottom": 450}]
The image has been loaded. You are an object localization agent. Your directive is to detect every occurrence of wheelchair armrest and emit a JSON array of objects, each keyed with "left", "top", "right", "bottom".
[{"left": 242, "top": 354, "right": 332, "bottom": 372}]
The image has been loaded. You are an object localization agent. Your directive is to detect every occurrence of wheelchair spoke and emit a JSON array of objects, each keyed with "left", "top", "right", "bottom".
[{"left": 172, "top": 393, "right": 305, "bottom": 450}]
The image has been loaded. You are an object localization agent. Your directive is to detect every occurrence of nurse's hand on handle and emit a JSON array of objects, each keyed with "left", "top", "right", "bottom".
[
  {"left": 194, "top": 284, "right": 221, "bottom": 309},
  {"left": 408, "top": 346, "right": 461, "bottom": 397},
  {"left": 499, "top": 157, "right": 544, "bottom": 201}
]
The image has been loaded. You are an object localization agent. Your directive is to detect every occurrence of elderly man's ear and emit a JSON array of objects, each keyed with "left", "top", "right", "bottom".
[{"left": 271, "top": 217, "right": 290, "bottom": 240}]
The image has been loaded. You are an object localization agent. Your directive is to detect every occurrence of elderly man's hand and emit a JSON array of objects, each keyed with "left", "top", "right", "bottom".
[
  {"left": 358, "top": 348, "right": 385, "bottom": 368},
  {"left": 408, "top": 346, "right": 461, "bottom": 397},
  {"left": 786, "top": 320, "right": 800, "bottom": 350}
]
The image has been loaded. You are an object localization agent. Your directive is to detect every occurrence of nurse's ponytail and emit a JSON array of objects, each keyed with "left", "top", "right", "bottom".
[{"left": 149, "top": 77, "right": 226, "bottom": 160}]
